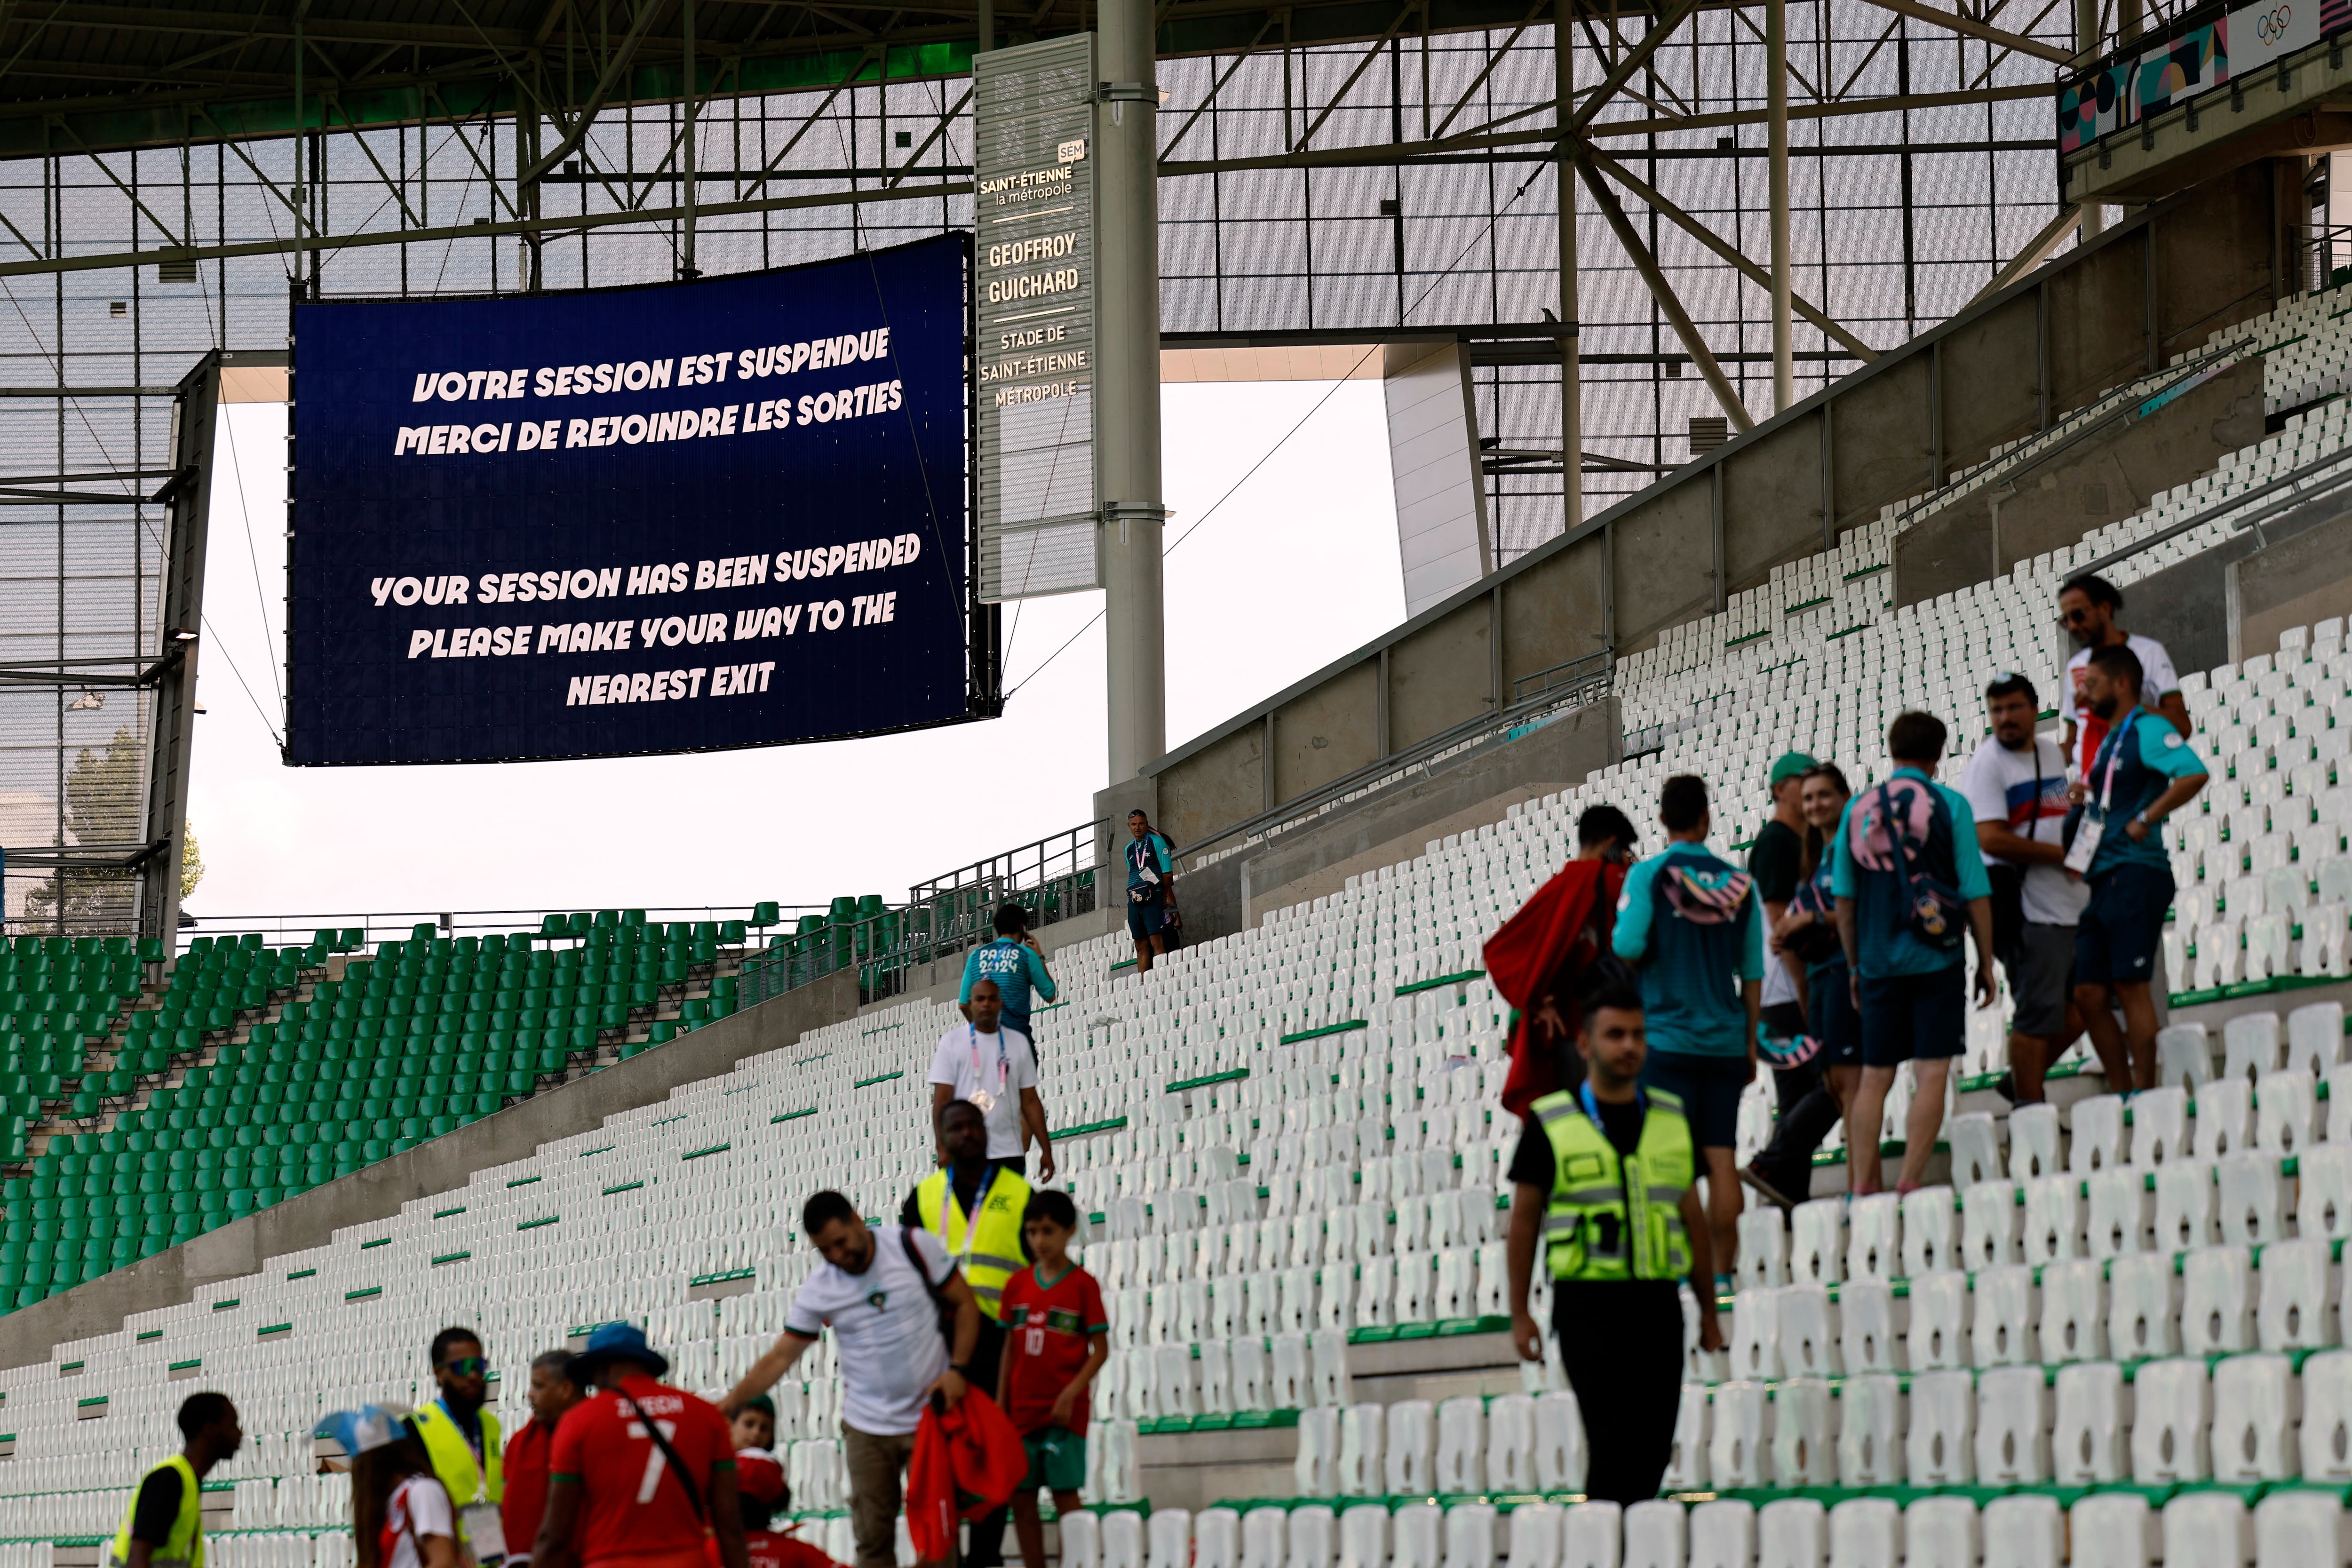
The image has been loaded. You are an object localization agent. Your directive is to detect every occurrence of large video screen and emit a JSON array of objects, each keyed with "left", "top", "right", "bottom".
[{"left": 285, "top": 234, "right": 978, "bottom": 765}]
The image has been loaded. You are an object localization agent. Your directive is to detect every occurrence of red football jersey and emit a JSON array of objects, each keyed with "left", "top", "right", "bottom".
[
  {"left": 998, "top": 1263, "right": 1108, "bottom": 1436},
  {"left": 549, "top": 1375, "right": 736, "bottom": 1568},
  {"left": 745, "top": 1531, "right": 841, "bottom": 1568}
]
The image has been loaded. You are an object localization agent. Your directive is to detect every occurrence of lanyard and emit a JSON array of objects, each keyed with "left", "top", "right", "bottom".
[
  {"left": 438, "top": 1398, "right": 486, "bottom": 1474},
  {"left": 1578, "top": 1081, "right": 1645, "bottom": 1132},
  {"left": 2091, "top": 710, "right": 2140, "bottom": 815},
  {"left": 968, "top": 1023, "right": 1009, "bottom": 1094},
  {"left": 937, "top": 1165, "right": 998, "bottom": 1266}
]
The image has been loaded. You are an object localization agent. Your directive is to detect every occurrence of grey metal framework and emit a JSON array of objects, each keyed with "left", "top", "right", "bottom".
[{"left": 0, "top": 0, "right": 2084, "bottom": 933}]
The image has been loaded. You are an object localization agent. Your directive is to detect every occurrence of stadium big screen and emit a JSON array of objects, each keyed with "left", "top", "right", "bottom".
[{"left": 285, "top": 234, "right": 979, "bottom": 765}]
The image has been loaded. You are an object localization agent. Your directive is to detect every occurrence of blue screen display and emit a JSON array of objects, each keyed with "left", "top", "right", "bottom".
[{"left": 286, "top": 234, "right": 975, "bottom": 764}]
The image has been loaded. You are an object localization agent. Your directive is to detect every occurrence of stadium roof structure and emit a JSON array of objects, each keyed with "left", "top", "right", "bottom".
[
  {"left": 0, "top": 0, "right": 2105, "bottom": 941},
  {"left": 0, "top": 0, "right": 1603, "bottom": 160}
]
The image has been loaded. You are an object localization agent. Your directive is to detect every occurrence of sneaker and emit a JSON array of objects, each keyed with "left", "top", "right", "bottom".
[{"left": 1740, "top": 1162, "right": 1798, "bottom": 1211}]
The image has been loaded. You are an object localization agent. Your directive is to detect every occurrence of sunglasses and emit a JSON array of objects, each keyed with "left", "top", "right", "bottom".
[
  {"left": 2059, "top": 607, "right": 2097, "bottom": 625},
  {"left": 442, "top": 1355, "right": 488, "bottom": 1377}
]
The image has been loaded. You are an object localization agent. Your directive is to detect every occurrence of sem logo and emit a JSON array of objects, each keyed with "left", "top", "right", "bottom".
[{"left": 2256, "top": 4, "right": 2295, "bottom": 44}]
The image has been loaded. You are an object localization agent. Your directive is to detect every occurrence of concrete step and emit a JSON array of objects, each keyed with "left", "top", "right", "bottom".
[{"left": 1139, "top": 1333, "right": 1526, "bottom": 1512}]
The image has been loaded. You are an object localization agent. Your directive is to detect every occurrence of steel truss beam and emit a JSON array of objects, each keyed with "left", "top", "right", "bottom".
[
  {"left": 1584, "top": 148, "right": 1878, "bottom": 362},
  {"left": 1579, "top": 159, "right": 1755, "bottom": 431},
  {"left": 0, "top": 178, "right": 973, "bottom": 279}
]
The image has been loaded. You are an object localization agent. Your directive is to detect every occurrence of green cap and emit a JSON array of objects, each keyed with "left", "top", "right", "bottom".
[{"left": 1768, "top": 751, "right": 1817, "bottom": 787}]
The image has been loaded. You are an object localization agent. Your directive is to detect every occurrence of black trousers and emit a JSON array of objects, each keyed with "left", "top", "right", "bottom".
[
  {"left": 1751, "top": 1002, "right": 1840, "bottom": 1203},
  {"left": 1551, "top": 1280, "right": 1686, "bottom": 1504},
  {"left": 963, "top": 1313, "right": 1010, "bottom": 1566}
]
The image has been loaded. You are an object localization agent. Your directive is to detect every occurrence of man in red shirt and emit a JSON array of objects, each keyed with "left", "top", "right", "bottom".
[
  {"left": 730, "top": 1450, "right": 839, "bottom": 1568},
  {"left": 503, "top": 1350, "right": 582, "bottom": 1568},
  {"left": 532, "top": 1324, "right": 748, "bottom": 1568}
]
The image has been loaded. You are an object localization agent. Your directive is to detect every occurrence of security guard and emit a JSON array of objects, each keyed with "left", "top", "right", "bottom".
[
  {"left": 110, "top": 1392, "right": 242, "bottom": 1568},
  {"left": 1504, "top": 978, "right": 1724, "bottom": 1505},
  {"left": 900, "top": 1097, "right": 1031, "bottom": 1567},
  {"left": 412, "top": 1327, "right": 507, "bottom": 1565}
]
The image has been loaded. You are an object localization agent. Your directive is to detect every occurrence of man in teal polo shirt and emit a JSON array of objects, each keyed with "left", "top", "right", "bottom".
[
  {"left": 1832, "top": 711, "right": 1998, "bottom": 1196},
  {"left": 2068, "top": 642, "right": 2208, "bottom": 1090},
  {"left": 1612, "top": 773, "right": 1763, "bottom": 1284},
  {"left": 959, "top": 904, "right": 1058, "bottom": 1049}
]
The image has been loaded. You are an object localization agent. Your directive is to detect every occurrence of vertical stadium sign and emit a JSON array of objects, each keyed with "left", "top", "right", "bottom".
[{"left": 973, "top": 32, "right": 1100, "bottom": 601}]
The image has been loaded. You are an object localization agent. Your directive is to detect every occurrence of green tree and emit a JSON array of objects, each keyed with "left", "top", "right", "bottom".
[
  {"left": 22, "top": 724, "right": 143, "bottom": 932},
  {"left": 181, "top": 820, "right": 204, "bottom": 900}
]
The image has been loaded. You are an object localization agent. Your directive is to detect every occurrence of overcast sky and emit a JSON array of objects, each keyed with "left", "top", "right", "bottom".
[{"left": 181, "top": 383, "right": 1403, "bottom": 933}]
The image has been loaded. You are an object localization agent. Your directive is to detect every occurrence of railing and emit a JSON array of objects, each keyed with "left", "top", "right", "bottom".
[
  {"left": 158, "top": 903, "right": 822, "bottom": 955},
  {"left": 1510, "top": 650, "right": 1613, "bottom": 708},
  {"left": 738, "top": 819, "right": 1107, "bottom": 1009}
]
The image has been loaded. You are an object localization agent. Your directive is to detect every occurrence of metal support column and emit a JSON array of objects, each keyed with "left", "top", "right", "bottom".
[
  {"left": 1100, "top": 0, "right": 1167, "bottom": 783},
  {"left": 1768, "top": 0, "right": 1793, "bottom": 412},
  {"left": 681, "top": 0, "right": 699, "bottom": 278},
  {"left": 1556, "top": 3, "right": 1582, "bottom": 531},
  {"left": 140, "top": 355, "right": 224, "bottom": 943},
  {"left": 980, "top": 0, "right": 996, "bottom": 54}
]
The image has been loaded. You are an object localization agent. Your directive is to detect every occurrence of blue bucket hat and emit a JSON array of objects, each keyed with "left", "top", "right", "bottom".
[
  {"left": 567, "top": 1321, "right": 669, "bottom": 1385},
  {"left": 315, "top": 1405, "right": 410, "bottom": 1460}
]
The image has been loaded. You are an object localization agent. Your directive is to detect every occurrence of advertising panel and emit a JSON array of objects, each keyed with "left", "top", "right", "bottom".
[{"left": 286, "top": 235, "right": 979, "bottom": 764}]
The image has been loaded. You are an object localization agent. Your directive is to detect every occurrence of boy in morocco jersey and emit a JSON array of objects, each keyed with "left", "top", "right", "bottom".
[{"left": 532, "top": 1323, "right": 749, "bottom": 1568}]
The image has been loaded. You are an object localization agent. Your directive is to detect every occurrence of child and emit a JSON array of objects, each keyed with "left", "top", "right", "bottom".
[
  {"left": 728, "top": 1449, "right": 839, "bottom": 1568},
  {"left": 996, "top": 1189, "right": 1111, "bottom": 1568},
  {"left": 730, "top": 1394, "right": 775, "bottom": 1453}
]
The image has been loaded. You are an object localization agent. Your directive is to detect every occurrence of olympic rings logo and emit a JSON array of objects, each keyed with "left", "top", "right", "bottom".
[{"left": 2256, "top": 5, "right": 2295, "bottom": 45}]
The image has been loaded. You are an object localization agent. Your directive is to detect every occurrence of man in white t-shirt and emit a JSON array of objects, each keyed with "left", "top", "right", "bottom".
[
  {"left": 2059, "top": 574, "right": 2189, "bottom": 774},
  {"left": 722, "top": 1191, "right": 982, "bottom": 1568},
  {"left": 1962, "top": 672, "right": 2090, "bottom": 1104},
  {"left": 928, "top": 978, "right": 1053, "bottom": 1181}
]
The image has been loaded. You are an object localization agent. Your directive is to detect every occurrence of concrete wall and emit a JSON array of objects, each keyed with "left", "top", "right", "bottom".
[
  {"left": 1168, "top": 696, "right": 1619, "bottom": 944},
  {"left": 2096, "top": 486, "right": 2352, "bottom": 679},
  {"left": 2235, "top": 507, "right": 2352, "bottom": 657},
  {"left": 1891, "top": 357, "right": 2268, "bottom": 606},
  {"left": 1136, "top": 163, "right": 2284, "bottom": 860},
  {"left": 0, "top": 971, "right": 863, "bottom": 1370}
]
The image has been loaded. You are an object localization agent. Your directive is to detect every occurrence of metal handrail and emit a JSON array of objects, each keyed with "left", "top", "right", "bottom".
[
  {"left": 141, "top": 903, "right": 826, "bottom": 954},
  {"left": 738, "top": 819, "right": 1107, "bottom": 1009}
]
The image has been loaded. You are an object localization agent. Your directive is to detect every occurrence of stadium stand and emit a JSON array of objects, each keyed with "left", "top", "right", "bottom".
[
  {"left": 0, "top": 916, "right": 754, "bottom": 1313},
  {"left": 17, "top": 288, "right": 2352, "bottom": 1568}
]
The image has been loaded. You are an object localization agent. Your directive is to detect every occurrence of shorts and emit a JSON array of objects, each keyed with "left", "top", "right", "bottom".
[
  {"left": 2077, "top": 862, "right": 2175, "bottom": 988},
  {"left": 1637, "top": 1048, "right": 1749, "bottom": 1149},
  {"left": 1857, "top": 967, "right": 1966, "bottom": 1069},
  {"left": 1020, "top": 1425, "right": 1088, "bottom": 1492},
  {"left": 2005, "top": 922, "right": 2076, "bottom": 1039},
  {"left": 1806, "top": 956, "right": 1862, "bottom": 1068},
  {"left": 1126, "top": 892, "right": 1167, "bottom": 940}
]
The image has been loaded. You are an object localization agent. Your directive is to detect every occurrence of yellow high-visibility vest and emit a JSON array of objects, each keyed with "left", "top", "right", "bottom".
[
  {"left": 915, "top": 1165, "right": 1033, "bottom": 1321},
  {"left": 109, "top": 1455, "right": 202, "bottom": 1568}
]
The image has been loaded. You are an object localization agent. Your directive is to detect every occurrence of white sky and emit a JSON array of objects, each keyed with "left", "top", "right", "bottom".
[{"left": 182, "top": 382, "right": 1403, "bottom": 928}]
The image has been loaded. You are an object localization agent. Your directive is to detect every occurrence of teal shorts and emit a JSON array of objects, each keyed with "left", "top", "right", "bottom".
[{"left": 1022, "top": 1425, "right": 1087, "bottom": 1492}]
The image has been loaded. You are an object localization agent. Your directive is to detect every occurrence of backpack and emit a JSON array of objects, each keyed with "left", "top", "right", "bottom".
[
  {"left": 1783, "top": 872, "right": 1843, "bottom": 966},
  {"left": 1865, "top": 780, "right": 1968, "bottom": 953}
]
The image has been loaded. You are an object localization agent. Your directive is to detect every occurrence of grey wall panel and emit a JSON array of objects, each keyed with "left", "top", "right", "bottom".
[{"left": 1385, "top": 341, "right": 1494, "bottom": 615}]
